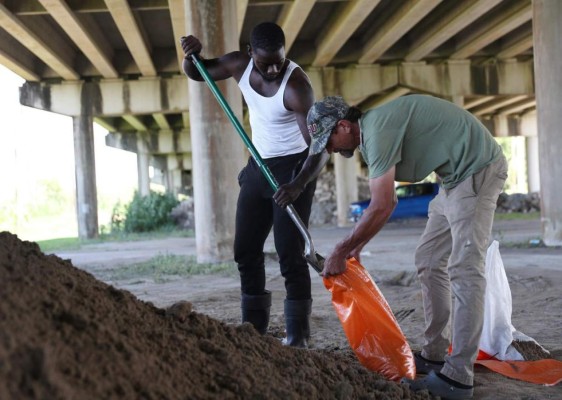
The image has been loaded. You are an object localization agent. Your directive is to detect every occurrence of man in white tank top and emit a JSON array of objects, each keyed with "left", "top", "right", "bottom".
[{"left": 181, "top": 22, "right": 329, "bottom": 348}]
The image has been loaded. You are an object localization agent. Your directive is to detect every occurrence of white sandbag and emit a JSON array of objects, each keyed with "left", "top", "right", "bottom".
[{"left": 480, "top": 240, "right": 524, "bottom": 361}]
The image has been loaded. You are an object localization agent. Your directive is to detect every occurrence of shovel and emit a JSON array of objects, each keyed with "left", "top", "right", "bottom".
[{"left": 189, "top": 53, "right": 324, "bottom": 273}]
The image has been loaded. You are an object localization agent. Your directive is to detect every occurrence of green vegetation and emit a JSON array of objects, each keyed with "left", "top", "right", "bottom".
[
  {"left": 0, "top": 179, "right": 78, "bottom": 241},
  {"left": 105, "top": 254, "right": 237, "bottom": 283},
  {"left": 29, "top": 179, "right": 73, "bottom": 217},
  {"left": 496, "top": 137, "right": 528, "bottom": 194},
  {"left": 111, "top": 191, "right": 180, "bottom": 233},
  {"left": 36, "top": 227, "right": 193, "bottom": 253},
  {"left": 36, "top": 237, "right": 83, "bottom": 253},
  {"left": 494, "top": 211, "right": 540, "bottom": 221},
  {"left": 35, "top": 190, "right": 188, "bottom": 252},
  {"left": 2, "top": 186, "right": 184, "bottom": 242}
]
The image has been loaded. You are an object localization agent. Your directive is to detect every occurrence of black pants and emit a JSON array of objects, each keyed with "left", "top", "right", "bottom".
[{"left": 234, "top": 149, "right": 316, "bottom": 300}]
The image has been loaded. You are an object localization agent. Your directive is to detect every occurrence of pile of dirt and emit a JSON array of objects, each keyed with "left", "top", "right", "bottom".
[
  {"left": 512, "top": 340, "right": 551, "bottom": 361},
  {"left": 0, "top": 232, "right": 428, "bottom": 400}
]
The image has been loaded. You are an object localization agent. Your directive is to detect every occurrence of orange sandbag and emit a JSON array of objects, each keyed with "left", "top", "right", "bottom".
[
  {"left": 450, "top": 345, "right": 562, "bottom": 385},
  {"left": 475, "top": 359, "right": 562, "bottom": 386},
  {"left": 449, "top": 346, "right": 499, "bottom": 361},
  {"left": 322, "top": 258, "right": 415, "bottom": 381}
]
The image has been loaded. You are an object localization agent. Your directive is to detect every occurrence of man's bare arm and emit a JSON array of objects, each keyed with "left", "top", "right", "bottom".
[
  {"left": 273, "top": 69, "right": 326, "bottom": 207},
  {"left": 322, "top": 166, "right": 397, "bottom": 275},
  {"left": 284, "top": 68, "right": 315, "bottom": 144}
]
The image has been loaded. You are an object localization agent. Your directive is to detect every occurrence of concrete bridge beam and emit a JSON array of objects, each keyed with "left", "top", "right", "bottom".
[{"left": 19, "top": 76, "right": 189, "bottom": 117}]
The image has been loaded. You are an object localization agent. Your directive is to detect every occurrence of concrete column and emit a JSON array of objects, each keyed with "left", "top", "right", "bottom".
[
  {"left": 137, "top": 134, "right": 150, "bottom": 196},
  {"left": 72, "top": 115, "right": 99, "bottom": 239},
  {"left": 510, "top": 137, "right": 528, "bottom": 193},
  {"left": 137, "top": 152, "right": 150, "bottom": 196},
  {"left": 334, "top": 155, "right": 359, "bottom": 227},
  {"left": 186, "top": 0, "right": 246, "bottom": 262},
  {"left": 451, "top": 95, "right": 464, "bottom": 107},
  {"left": 164, "top": 169, "right": 182, "bottom": 196},
  {"left": 321, "top": 66, "right": 358, "bottom": 226},
  {"left": 526, "top": 135, "right": 540, "bottom": 193},
  {"left": 161, "top": 155, "right": 186, "bottom": 195},
  {"left": 533, "top": 0, "right": 562, "bottom": 246}
]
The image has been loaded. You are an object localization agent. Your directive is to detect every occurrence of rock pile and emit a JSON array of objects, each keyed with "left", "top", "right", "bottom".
[
  {"left": 309, "top": 171, "right": 370, "bottom": 226},
  {"left": 496, "top": 192, "right": 541, "bottom": 213},
  {"left": 170, "top": 196, "right": 195, "bottom": 230}
]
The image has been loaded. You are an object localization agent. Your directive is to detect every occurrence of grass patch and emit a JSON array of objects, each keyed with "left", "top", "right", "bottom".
[
  {"left": 106, "top": 253, "right": 237, "bottom": 283},
  {"left": 36, "top": 227, "right": 194, "bottom": 253},
  {"left": 98, "top": 227, "right": 194, "bottom": 243},
  {"left": 500, "top": 239, "right": 546, "bottom": 249},
  {"left": 494, "top": 211, "right": 540, "bottom": 221},
  {"left": 37, "top": 237, "right": 83, "bottom": 253}
]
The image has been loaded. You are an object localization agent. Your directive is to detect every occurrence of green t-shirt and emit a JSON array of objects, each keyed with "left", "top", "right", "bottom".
[{"left": 359, "top": 95, "right": 502, "bottom": 189}]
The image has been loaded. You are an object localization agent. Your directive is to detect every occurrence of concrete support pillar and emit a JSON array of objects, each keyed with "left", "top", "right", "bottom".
[
  {"left": 186, "top": 0, "right": 246, "bottom": 262},
  {"left": 510, "top": 137, "right": 528, "bottom": 193},
  {"left": 321, "top": 66, "right": 358, "bottom": 226},
  {"left": 72, "top": 115, "right": 99, "bottom": 239},
  {"left": 533, "top": 0, "right": 562, "bottom": 246},
  {"left": 334, "top": 155, "right": 359, "bottom": 227},
  {"left": 137, "top": 134, "right": 150, "bottom": 196},
  {"left": 451, "top": 95, "right": 464, "bottom": 107},
  {"left": 526, "top": 135, "right": 540, "bottom": 193},
  {"left": 164, "top": 169, "right": 182, "bottom": 195},
  {"left": 137, "top": 152, "right": 150, "bottom": 196}
]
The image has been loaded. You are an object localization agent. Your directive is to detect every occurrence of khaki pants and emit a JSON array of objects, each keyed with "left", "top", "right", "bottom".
[{"left": 414, "top": 155, "right": 508, "bottom": 386}]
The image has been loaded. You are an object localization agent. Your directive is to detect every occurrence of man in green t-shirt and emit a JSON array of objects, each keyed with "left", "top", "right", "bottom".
[{"left": 301, "top": 94, "right": 507, "bottom": 399}]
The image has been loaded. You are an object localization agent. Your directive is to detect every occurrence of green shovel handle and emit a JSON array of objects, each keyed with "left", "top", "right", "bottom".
[
  {"left": 188, "top": 53, "right": 323, "bottom": 273},
  {"left": 189, "top": 53, "right": 280, "bottom": 192}
]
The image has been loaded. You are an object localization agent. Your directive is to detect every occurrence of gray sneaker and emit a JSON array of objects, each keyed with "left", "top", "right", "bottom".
[
  {"left": 401, "top": 371, "right": 473, "bottom": 400},
  {"left": 414, "top": 351, "right": 445, "bottom": 374}
]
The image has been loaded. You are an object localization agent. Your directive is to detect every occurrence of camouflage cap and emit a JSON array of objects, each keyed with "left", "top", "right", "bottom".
[{"left": 307, "top": 96, "right": 349, "bottom": 155}]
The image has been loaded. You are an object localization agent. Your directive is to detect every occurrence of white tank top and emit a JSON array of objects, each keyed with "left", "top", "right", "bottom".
[{"left": 238, "top": 59, "right": 308, "bottom": 158}]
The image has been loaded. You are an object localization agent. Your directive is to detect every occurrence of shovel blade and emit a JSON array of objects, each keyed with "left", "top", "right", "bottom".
[{"left": 305, "top": 252, "right": 325, "bottom": 274}]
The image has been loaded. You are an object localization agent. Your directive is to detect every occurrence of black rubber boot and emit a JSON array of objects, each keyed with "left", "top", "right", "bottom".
[
  {"left": 241, "top": 291, "right": 272, "bottom": 335},
  {"left": 283, "top": 298, "right": 312, "bottom": 348}
]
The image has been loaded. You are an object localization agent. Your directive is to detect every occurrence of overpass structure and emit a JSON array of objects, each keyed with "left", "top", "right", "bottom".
[{"left": 0, "top": 0, "right": 560, "bottom": 257}]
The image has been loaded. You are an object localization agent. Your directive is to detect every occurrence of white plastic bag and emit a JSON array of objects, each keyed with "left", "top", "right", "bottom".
[{"left": 479, "top": 240, "right": 524, "bottom": 361}]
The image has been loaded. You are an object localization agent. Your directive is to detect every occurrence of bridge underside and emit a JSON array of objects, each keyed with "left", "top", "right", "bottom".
[
  {"left": 19, "top": 59, "right": 538, "bottom": 193},
  {"left": 1, "top": 0, "right": 561, "bottom": 249}
]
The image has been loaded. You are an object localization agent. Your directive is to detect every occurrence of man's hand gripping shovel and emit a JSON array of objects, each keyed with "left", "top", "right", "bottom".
[
  {"left": 188, "top": 53, "right": 324, "bottom": 273},
  {"left": 188, "top": 53, "right": 414, "bottom": 381}
]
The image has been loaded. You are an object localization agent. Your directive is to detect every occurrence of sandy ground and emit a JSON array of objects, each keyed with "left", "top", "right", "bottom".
[{"left": 54, "top": 217, "right": 562, "bottom": 399}]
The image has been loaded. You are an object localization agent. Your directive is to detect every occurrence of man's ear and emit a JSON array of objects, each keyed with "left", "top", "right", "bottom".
[
  {"left": 247, "top": 44, "right": 252, "bottom": 56},
  {"left": 338, "top": 120, "right": 351, "bottom": 134}
]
